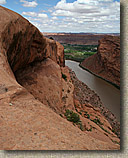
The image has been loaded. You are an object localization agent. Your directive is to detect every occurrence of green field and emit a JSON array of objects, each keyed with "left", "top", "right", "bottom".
[{"left": 62, "top": 44, "right": 97, "bottom": 62}]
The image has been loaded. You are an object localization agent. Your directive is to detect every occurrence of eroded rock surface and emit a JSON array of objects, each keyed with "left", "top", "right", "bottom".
[
  {"left": 69, "top": 69, "right": 120, "bottom": 138},
  {"left": 81, "top": 36, "right": 120, "bottom": 87},
  {"left": 0, "top": 6, "right": 120, "bottom": 150},
  {"left": 0, "top": 6, "right": 64, "bottom": 73}
]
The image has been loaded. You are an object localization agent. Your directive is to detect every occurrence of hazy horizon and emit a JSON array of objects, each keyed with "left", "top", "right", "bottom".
[{"left": 42, "top": 31, "right": 120, "bottom": 34}]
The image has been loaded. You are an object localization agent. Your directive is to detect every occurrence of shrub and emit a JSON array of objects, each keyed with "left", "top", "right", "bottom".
[
  {"left": 112, "top": 129, "right": 118, "bottom": 136},
  {"left": 65, "top": 109, "right": 80, "bottom": 123},
  {"left": 79, "top": 111, "right": 82, "bottom": 115},
  {"left": 62, "top": 73, "right": 67, "bottom": 81},
  {"left": 91, "top": 118, "right": 103, "bottom": 125},
  {"left": 64, "top": 109, "right": 85, "bottom": 131},
  {"left": 99, "top": 126, "right": 110, "bottom": 134},
  {"left": 84, "top": 112, "right": 90, "bottom": 119},
  {"left": 87, "top": 126, "right": 92, "bottom": 132}
]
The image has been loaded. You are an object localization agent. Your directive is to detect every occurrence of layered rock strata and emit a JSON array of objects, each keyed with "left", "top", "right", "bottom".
[{"left": 81, "top": 36, "right": 120, "bottom": 87}]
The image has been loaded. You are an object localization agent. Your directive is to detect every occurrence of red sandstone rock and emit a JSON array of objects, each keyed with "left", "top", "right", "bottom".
[
  {"left": 0, "top": 6, "right": 64, "bottom": 73},
  {"left": 0, "top": 6, "right": 120, "bottom": 150},
  {"left": 81, "top": 36, "right": 120, "bottom": 87}
]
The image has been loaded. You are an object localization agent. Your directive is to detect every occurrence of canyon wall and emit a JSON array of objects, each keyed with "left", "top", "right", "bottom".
[
  {"left": 81, "top": 36, "right": 120, "bottom": 87},
  {"left": 0, "top": 6, "right": 119, "bottom": 150}
]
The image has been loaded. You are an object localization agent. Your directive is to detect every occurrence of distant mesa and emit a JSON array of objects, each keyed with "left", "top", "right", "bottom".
[{"left": 43, "top": 32, "right": 120, "bottom": 45}]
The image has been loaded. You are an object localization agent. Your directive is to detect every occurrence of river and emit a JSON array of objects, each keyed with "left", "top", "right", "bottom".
[{"left": 65, "top": 60, "right": 120, "bottom": 121}]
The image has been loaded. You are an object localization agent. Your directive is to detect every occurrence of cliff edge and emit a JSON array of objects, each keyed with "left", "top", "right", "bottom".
[{"left": 81, "top": 36, "right": 120, "bottom": 87}]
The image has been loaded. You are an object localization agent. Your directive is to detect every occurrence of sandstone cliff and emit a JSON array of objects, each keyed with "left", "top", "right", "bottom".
[
  {"left": 81, "top": 36, "right": 120, "bottom": 87},
  {"left": 0, "top": 6, "right": 120, "bottom": 150},
  {"left": 0, "top": 6, "right": 64, "bottom": 73}
]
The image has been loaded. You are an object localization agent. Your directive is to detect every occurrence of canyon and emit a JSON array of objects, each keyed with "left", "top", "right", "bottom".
[{"left": 0, "top": 6, "right": 120, "bottom": 150}]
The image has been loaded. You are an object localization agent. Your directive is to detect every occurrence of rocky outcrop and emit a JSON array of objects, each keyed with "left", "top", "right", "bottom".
[
  {"left": 0, "top": 6, "right": 120, "bottom": 150},
  {"left": 0, "top": 6, "right": 64, "bottom": 73},
  {"left": 81, "top": 36, "right": 120, "bottom": 87},
  {"left": 44, "top": 38, "right": 65, "bottom": 67}
]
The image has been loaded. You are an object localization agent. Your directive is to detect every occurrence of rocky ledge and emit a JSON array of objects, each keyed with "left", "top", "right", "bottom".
[{"left": 81, "top": 36, "right": 120, "bottom": 88}]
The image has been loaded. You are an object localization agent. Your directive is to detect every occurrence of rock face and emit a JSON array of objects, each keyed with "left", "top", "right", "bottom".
[
  {"left": 0, "top": 6, "right": 120, "bottom": 150},
  {"left": 0, "top": 6, "right": 64, "bottom": 73},
  {"left": 81, "top": 36, "right": 120, "bottom": 87}
]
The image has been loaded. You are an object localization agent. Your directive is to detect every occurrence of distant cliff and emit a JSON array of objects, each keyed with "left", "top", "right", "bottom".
[
  {"left": 0, "top": 6, "right": 120, "bottom": 150},
  {"left": 81, "top": 36, "right": 120, "bottom": 87}
]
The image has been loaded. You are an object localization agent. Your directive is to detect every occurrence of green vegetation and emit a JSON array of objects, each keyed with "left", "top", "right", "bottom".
[
  {"left": 81, "top": 112, "right": 109, "bottom": 133},
  {"left": 65, "top": 109, "right": 80, "bottom": 123},
  {"left": 111, "top": 139, "right": 120, "bottom": 145},
  {"left": 87, "top": 125, "right": 92, "bottom": 132},
  {"left": 84, "top": 112, "right": 90, "bottom": 119},
  {"left": 83, "top": 111, "right": 90, "bottom": 119},
  {"left": 78, "top": 111, "right": 82, "bottom": 115},
  {"left": 64, "top": 109, "right": 84, "bottom": 131},
  {"left": 99, "top": 126, "right": 110, "bottom": 134},
  {"left": 90, "top": 117, "right": 110, "bottom": 134},
  {"left": 61, "top": 72, "right": 67, "bottom": 81},
  {"left": 112, "top": 129, "right": 118, "bottom": 136},
  {"left": 91, "top": 118, "right": 103, "bottom": 126},
  {"left": 77, "top": 122, "right": 84, "bottom": 131},
  {"left": 62, "top": 44, "right": 97, "bottom": 62},
  {"left": 63, "top": 44, "right": 97, "bottom": 52}
]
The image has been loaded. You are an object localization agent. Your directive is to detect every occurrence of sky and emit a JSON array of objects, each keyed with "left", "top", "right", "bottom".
[{"left": 0, "top": 0, "right": 120, "bottom": 33}]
